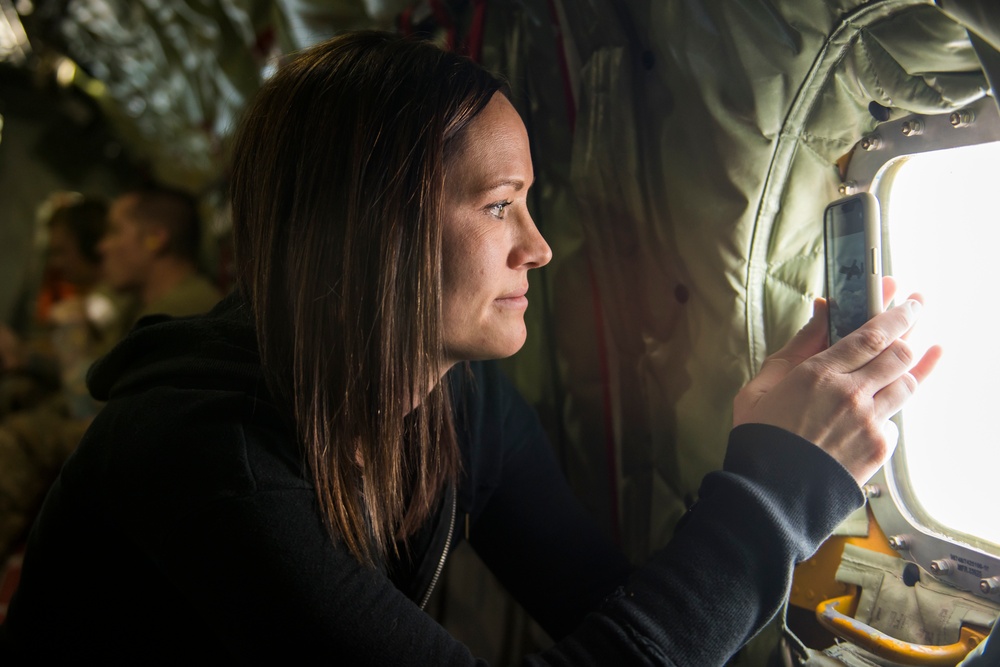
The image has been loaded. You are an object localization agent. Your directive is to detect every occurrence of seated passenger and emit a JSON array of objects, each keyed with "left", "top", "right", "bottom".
[
  {"left": 100, "top": 185, "right": 221, "bottom": 323},
  {"left": 0, "top": 195, "right": 122, "bottom": 561},
  {"left": 0, "top": 188, "right": 217, "bottom": 564},
  {"left": 0, "top": 32, "right": 939, "bottom": 664},
  {"left": 0, "top": 194, "right": 123, "bottom": 409}
]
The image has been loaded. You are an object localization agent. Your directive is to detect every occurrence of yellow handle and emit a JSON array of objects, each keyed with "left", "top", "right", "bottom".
[{"left": 815, "top": 595, "right": 984, "bottom": 666}]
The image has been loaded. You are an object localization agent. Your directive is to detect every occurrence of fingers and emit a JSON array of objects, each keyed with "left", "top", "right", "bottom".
[
  {"left": 908, "top": 343, "right": 943, "bottom": 384},
  {"left": 823, "top": 299, "right": 923, "bottom": 373},
  {"left": 777, "top": 299, "right": 829, "bottom": 364},
  {"left": 881, "top": 276, "right": 897, "bottom": 310},
  {"left": 856, "top": 337, "right": 916, "bottom": 393},
  {"left": 871, "top": 371, "right": 918, "bottom": 421},
  {"left": 871, "top": 345, "right": 942, "bottom": 419},
  {"left": 897, "top": 291, "right": 925, "bottom": 342},
  {"left": 752, "top": 299, "right": 828, "bottom": 386}
]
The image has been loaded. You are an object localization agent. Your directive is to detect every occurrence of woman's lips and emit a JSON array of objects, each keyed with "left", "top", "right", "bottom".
[{"left": 495, "top": 287, "right": 528, "bottom": 309}]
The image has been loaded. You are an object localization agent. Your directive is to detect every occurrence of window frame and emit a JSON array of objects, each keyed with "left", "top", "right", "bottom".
[{"left": 845, "top": 95, "right": 1000, "bottom": 601}]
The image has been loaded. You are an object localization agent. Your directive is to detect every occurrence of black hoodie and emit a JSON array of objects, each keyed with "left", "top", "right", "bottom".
[{"left": 3, "top": 293, "right": 861, "bottom": 665}]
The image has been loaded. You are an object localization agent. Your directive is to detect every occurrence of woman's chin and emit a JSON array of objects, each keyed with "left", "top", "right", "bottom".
[{"left": 444, "top": 328, "right": 528, "bottom": 364}]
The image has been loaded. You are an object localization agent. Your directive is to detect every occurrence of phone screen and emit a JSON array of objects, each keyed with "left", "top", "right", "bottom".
[{"left": 825, "top": 200, "right": 870, "bottom": 344}]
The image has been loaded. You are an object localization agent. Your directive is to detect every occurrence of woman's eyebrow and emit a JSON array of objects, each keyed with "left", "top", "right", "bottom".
[{"left": 476, "top": 177, "right": 534, "bottom": 195}]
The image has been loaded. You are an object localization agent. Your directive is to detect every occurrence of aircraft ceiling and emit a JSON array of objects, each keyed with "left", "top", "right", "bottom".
[
  {"left": 2, "top": 1, "right": 998, "bottom": 193},
  {"left": 1, "top": 0, "right": 416, "bottom": 190}
]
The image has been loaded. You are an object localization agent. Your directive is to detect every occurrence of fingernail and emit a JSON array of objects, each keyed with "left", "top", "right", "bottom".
[{"left": 906, "top": 299, "right": 923, "bottom": 316}]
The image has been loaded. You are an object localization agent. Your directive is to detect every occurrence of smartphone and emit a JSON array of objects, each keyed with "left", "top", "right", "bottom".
[{"left": 824, "top": 192, "right": 883, "bottom": 345}]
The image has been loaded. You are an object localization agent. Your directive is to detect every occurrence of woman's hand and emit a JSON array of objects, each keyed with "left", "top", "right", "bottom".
[{"left": 733, "top": 285, "right": 942, "bottom": 485}]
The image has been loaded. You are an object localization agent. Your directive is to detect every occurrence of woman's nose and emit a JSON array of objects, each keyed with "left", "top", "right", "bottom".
[{"left": 511, "top": 212, "right": 552, "bottom": 269}]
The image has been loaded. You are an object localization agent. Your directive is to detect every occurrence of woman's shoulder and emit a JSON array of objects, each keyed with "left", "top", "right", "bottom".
[{"left": 62, "top": 384, "right": 307, "bottom": 527}]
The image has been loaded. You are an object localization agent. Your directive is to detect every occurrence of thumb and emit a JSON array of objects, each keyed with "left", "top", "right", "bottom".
[
  {"left": 753, "top": 299, "right": 828, "bottom": 386},
  {"left": 780, "top": 299, "right": 829, "bottom": 363},
  {"left": 734, "top": 300, "right": 829, "bottom": 427}
]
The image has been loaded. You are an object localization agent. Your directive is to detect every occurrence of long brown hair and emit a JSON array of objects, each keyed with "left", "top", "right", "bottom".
[{"left": 230, "top": 32, "right": 506, "bottom": 565}]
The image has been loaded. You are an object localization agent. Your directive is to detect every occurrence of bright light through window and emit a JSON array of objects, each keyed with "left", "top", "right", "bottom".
[{"left": 882, "top": 141, "right": 1000, "bottom": 548}]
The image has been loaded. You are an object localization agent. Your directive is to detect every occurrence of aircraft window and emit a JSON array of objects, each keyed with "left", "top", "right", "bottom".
[{"left": 878, "top": 140, "right": 1000, "bottom": 549}]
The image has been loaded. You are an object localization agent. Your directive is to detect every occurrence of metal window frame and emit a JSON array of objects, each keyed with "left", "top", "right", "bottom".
[{"left": 846, "top": 94, "right": 1000, "bottom": 602}]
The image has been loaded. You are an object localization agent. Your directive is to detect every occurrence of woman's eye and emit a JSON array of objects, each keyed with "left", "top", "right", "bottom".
[{"left": 486, "top": 200, "right": 512, "bottom": 219}]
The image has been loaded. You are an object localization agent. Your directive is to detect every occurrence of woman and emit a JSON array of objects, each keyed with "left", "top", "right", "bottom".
[{"left": 2, "top": 32, "right": 938, "bottom": 663}]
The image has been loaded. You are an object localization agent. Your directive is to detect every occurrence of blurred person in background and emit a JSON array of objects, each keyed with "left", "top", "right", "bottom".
[
  {"left": 0, "top": 194, "right": 125, "bottom": 416},
  {"left": 100, "top": 186, "right": 220, "bottom": 323},
  {"left": 0, "top": 194, "right": 124, "bottom": 564},
  {"left": 0, "top": 186, "right": 219, "bottom": 567}
]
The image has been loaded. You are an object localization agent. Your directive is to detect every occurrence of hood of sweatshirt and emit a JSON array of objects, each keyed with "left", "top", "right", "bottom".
[{"left": 87, "top": 291, "right": 267, "bottom": 405}]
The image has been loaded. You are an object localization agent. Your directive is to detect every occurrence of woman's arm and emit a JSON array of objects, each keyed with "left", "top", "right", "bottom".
[
  {"left": 463, "top": 373, "right": 860, "bottom": 664},
  {"left": 467, "top": 297, "right": 935, "bottom": 664},
  {"left": 152, "top": 422, "right": 858, "bottom": 667},
  {"left": 529, "top": 424, "right": 861, "bottom": 665}
]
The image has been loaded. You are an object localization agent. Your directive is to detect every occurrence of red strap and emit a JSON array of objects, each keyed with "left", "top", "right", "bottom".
[
  {"left": 0, "top": 546, "right": 25, "bottom": 624},
  {"left": 398, "top": 6, "right": 414, "bottom": 36}
]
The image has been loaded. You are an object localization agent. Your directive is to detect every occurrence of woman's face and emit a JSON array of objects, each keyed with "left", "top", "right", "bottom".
[
  {"left": 100, "top": 195, "right": 153, "bottom": 292},
  {"left": 441, "top": 93, "right": 552, "bottom": 367}
]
